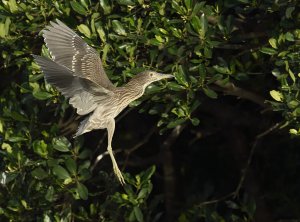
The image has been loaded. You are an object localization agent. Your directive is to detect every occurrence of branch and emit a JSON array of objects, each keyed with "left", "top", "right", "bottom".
[
  {"left": 213, "top": 80, "right": 271, "bottom": 108},
  {"left": 123, "top": 126, "right": 156, "bottom": 169},
  {"left": 233, "top": 122, "right": 282, "bottom": 197},
  {"left": 195, "top": 122, "right": 282, "bottom": 208}
]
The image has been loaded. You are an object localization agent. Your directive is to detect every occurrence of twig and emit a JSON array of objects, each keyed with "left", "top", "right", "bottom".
[
  {"left": 195, "top": 122, "right": 282, "bottom": 207},
  {"left": 196, "top": 192, "right": 236, "bottom": 207},
  {"left": 233, "top": 122, "right": 282, "bottom": 197},
  {"left": 90, "top": 148, "right": 122, "bottom": 171},
  {"left": 213, "top": 81, "right": 270, "bottom": 108},
  {"left": 123, "top": 126, "right": 157, "bottom": 169}
]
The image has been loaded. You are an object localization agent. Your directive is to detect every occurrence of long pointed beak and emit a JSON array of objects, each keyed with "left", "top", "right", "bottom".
[{"left": 158, "top": 73, "right": 174, "bottom": 80}]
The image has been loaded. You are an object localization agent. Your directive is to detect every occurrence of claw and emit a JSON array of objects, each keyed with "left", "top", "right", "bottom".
[
  {"left": 113, "top": 164, "right": 125, "bottom": 185},
  {"left": 107, "top": 145, "right": 125, "bottom": 185}
]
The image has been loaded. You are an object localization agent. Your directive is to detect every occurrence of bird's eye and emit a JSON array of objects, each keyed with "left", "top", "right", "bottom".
[{"left": 150, "top": 72, "right": 154, "bottom": 77}]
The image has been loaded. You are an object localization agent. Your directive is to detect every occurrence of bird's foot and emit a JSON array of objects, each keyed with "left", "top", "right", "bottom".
[{"left": 113, "top": 163, "right": 125, "bottom": 185}]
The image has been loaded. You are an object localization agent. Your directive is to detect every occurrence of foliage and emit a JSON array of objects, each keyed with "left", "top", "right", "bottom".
[{"left": 1, "top": 0, "right": 300, "bottom": 221}]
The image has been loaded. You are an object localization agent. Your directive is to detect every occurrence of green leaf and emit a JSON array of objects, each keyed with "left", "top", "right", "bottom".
[
  {"left": 77, "top": 24, "right": 91, "bottom": 38},
  {"left": 117, "top": 0, "right": 135, "bottom": 5},
  {"left": 0, "top": 23, "right": 5, "bottom": 38},
  {"left": 268, "top": 38, "right": 277, "bottom": 49},
  {"left": 4, "top": 110, "right": 28, "bottom": 122},
  {"left": 133, "top": 206, "right": 143, "bottom": 222},
  {"left": 80, "top": 0, "right": 89, "bottom": 9},
  {"left": 65, "top": 158, "right": 77, "bottom": 175},
  {"left": 288, "top": 100, "right": 299, "bottom": 109},
  {"left": 285, "top": 6, "right": 295, "bottom": 19},
  {"left": 184, "top": 0, "right": 192, "bottom": 10},
  {"left": 167, "top": 82, "right": 185, "bottom": 91},
  {"left": 190, "top": 100, "right": 201, "bottom": 112},
  {"left": 213, "top": 65, "right": 231, "bottom": 74},
  {"left": 52, "top": 137, "right": 70, "bottom": 152},
  {"left": 200, "top": 14, "right": 207, "bottom": 38},
  {"left": 137, "top": 187, "right": 149, "bottom": 200},
  {"left": 99, "top": 0, "right": 112, "bottom": 14},
  {"left": 8, "top": 136, "right": 27, "bottom": 142},
  {"left": 96, "top": 26, "right": 106, "bottom": 42},
  {"left": 171, "top": 0, "right": 185, "bottom": 15},
  {"left": 145, "top": 85, "right": 162, "bottom": 94},
  {"left": 203, "top": 87, "right": 218, "bottom": 99},
  {"left": 112, "top": 20, "right": 127, "bottom": 36},
  {"left": 29, "top": 73, "right": 44, "bottom": 82},
  {"left": 33, "top": 140, "right": 48, "bottom": 158},
  {"left": 77, "top": 182, "right": 88, "bottom": 200},
  {"left": 270, "top": 90, "right": 283, "bottom": 102},
  {"left": 32, "top": 90, "right": 53, "bottom": 100},
  {"left": 4, "top": 17, "right": 11, "bottom": 36},
  {"left": 78, "top": 149, "right": 91, "bottom": 159},
  {"left": 7, "top": 0, "right": 18, "bottom": 13},
  {"left": 191, "top": 117, "right": 200, "bottom": 126},
  {"left": 190, "top": 16, "right": 201, "bottom": 33},
  {"left": 52, "top": 165, "right": 71, "bottom": 180},
  {"left": 140, "top": 165, "right": 156, "bottom": 182},
  {"left": 260, "top": 47, "right": 277, "bottom": 55},
  {"left": 31, "top": 167, "right": 47, "bottom": 180},
  {"left": 174, "top": 65, "right": 188, "bottom": 87},
  {"left": 45, "top": 186, "right": 55, "bottom": 202},
  {"left": 288, "top": 69, "right": 295, "bottom": 83},
  {"left": 285, "top": 32, "right": 294, "bottom": 41},
  {"left": 289, "top": 129, "right": 298, "bottom": 135},
  {"left": 70, "top": 1, "right": 87, "bottom": 15},
  {"left": 167, "top": 118, "right": 186, "bottom": 129}
]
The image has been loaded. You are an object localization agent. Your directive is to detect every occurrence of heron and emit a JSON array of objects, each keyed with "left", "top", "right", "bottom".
[{"left": 33, "top": 20, "right": 173, "bottom": 185}]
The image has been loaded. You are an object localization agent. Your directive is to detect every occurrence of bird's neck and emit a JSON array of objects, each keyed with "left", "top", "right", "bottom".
[{"left": 120, "top": 79, "right": 148, "bottom": 102}]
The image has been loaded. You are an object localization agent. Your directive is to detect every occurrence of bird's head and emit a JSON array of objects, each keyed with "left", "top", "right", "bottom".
[{"left": 130, "top": 70, "right": 174, "bottom": 87}]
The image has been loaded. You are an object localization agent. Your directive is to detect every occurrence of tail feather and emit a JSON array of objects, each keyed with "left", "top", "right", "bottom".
[{"left": 74, "top": 118, "right": 90, "bottom": 138}]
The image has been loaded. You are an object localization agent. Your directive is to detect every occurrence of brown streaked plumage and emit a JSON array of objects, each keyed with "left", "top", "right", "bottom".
[{"left": 33, "top": 19, "right": 173, "bottom": 184}]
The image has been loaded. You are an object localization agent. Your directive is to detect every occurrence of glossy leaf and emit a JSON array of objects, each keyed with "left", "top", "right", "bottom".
[
  {"left": 65, "top": 158, "right": 77, "bottom": 175},
  {"left": 112, "top": 20, "right": 127, "bottom": 36},
  {"left": 52, "top": 165, "right": 71, "bottom": 180},
  {"left": 32, "top": 140, "right": 48, "bottom": 158},
  {"left": 77, "top": 182, "right": 88, "bottom": 200},
  {"left": 174, "top": 65, "right": 188, "bottom": 87},
  {"left": 260, "top": 47, "right": 277, "bottom": 55},
  {"left": 166, "top": 118, "right": 186, "bottom": 128},
  {"left": 99, "top": 0, "right": 112, "bottom": 14},
  {"left": 70, "top": 1, "right": 87, "bottom": 15},
  {"left": 203, "top": 87, "right": 218, "bottom": 99},
  {"left": 134, "top": 206, "right": 143, "bottom": 222},
  {"left": 31, "top": 167, "right": 48, "bottom": 180},
  {"left": 77, "top": 24, "right": 91, "bottom": 38},
  {"left": 32, "top": 90, "right": 53, "bottom": 100},
  {"left": 52, "top": 137, "right": 70, "bottom": 152},
  {"left": 270, "top": 90, "right": 283, "bottom": 102}
]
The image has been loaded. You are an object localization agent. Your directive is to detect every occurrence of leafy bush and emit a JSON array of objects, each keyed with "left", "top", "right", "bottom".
[{"left": 1, "top": 0, "right": 300, "bottom": 221}]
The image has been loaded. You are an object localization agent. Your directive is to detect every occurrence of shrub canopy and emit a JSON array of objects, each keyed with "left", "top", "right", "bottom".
[{"left": 0, "top": 0, "right": 300, "bottom": 221}]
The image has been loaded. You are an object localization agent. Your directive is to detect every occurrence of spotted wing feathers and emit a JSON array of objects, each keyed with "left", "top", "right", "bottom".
[{"left": 43, "top": 19, "right": 115, "bottom": 90}]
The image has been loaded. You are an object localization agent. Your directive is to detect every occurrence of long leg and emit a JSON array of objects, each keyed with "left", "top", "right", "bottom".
[{"left": 107, "top": 119, "right": 125, "bottom": 185}]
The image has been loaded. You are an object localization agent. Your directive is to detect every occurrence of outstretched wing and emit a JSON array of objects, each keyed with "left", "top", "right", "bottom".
[
  {"left": 33, "top": 55, "right": 113, "bottom": 115},
  {"left": 43, "top": 19, "right": 115, "bottom": 90}
]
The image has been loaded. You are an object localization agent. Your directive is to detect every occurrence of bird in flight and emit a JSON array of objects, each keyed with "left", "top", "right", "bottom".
[{"left": 34, "top": 19, "right": 173, "bottom": 185}]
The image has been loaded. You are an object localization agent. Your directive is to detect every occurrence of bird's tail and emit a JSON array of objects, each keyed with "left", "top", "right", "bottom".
[{"left": 74, "top": 118, "right": 90, "bottom": 138}]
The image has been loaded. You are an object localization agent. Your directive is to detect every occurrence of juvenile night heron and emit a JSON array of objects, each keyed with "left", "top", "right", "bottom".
[{"left": 33, "top": 20, "right": 173, "bottom": 184}]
